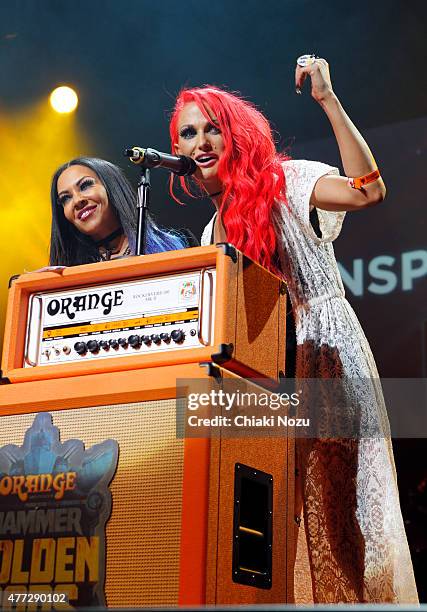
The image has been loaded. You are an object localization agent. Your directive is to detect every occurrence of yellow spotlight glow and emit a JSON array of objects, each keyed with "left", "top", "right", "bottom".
[
  {"left": 0, "top": 98, "right": 88, "bottom": 356},
  {"left": 50, "top": 86, "right": 78, "bottom": 113}
]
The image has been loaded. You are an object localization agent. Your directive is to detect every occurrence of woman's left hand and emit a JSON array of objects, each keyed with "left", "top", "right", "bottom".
[
  {"left": 24, "top": 266, "right": 67, "bottom": 274},
  {"left": 295, "top": 57, "right": 334, "bottom": 103}
]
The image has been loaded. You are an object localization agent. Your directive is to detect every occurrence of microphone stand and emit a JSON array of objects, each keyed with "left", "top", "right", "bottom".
[
  {"left": 136, "top": 167, "right": 151, "bottom": 256},
  {"left": 124, "top": 146, "right": 196, "bottom": 255}
]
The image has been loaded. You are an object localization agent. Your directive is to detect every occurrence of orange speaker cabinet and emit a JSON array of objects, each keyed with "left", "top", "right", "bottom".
[
  {"left": 0, "top": 363, "right": 294, "bottom": 608},
  {"left": 1, "top": 245, "right": 287, "bottom": 385}
]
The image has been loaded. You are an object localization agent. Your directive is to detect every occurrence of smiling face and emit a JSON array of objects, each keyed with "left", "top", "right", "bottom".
[
  {"left": 174, "top": 102, "right": 225, "bottom": 193},
  {"left": 56, "top": 165, "right": 120, "bottom": 241}
]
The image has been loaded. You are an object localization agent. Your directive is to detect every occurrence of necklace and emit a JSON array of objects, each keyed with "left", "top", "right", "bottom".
[
  {"left": 94, "top": 227, "right": 123, "bottom": 248},
  {"left": 100, "top": 239, "right": 131, "bottom": 261}
]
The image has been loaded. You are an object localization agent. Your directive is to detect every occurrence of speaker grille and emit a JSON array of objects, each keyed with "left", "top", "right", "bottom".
[{"left": 0, "top": 400, "right": 184, "bottom": 607}]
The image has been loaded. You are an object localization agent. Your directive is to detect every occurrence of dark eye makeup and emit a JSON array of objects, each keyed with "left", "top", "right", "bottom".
[
  {"left": 57, "top": 193, "right": 70, "bottom": 207},
  {"left": 207, "top": 123, "right": 221, "bottom": 134},
  {"left": 57, "top": 178, "right": 95, "bottom": 207},
  {"left": 179, "top": 123, "right": 221, "bottom": 139},
  {"left": 179, "top": 126, "right": 197, "bottom": 139},
  {"left": 79, "top": 178, "right": 95, "bottom": 190}
]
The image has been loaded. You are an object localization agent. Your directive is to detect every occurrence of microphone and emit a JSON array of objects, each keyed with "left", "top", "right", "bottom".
[{"left": 124, "top": 147, "right": 197, "bottom": 176}]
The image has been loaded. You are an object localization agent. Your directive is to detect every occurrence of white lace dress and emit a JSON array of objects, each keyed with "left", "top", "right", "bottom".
[{"left": 201, "top": 159, "right": 418, "bottom": 603}]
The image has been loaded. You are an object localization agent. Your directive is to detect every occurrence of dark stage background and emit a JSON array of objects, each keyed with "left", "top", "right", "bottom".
[{"left": 1, "top": 0, "right": 426, "bottom": 599}]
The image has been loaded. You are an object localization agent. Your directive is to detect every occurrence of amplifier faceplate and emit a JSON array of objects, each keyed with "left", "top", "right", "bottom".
[{"left": 24, "top": 269, "right": 216, "bottom": 367}]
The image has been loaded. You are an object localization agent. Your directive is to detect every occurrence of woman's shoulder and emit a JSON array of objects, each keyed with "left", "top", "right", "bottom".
[
  {"left": 282, "top": 159, "right": 339, "bottom": 182},
  {"left": 276, "top": 159, "right": 345, "bottom": 244},
  {"left": 280, "top": 159, "right": 339, "bottom": 204}
]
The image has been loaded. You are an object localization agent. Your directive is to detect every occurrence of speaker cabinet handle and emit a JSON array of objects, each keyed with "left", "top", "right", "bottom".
[
  {"left": 232, "top": 463, "right": 273, "bottom": 589},
  {"left": 24, "top": 295, "right": 43, "bottom": 367},
  {"left": 198, "top": 268, "right": 214, "bottom": 347}
]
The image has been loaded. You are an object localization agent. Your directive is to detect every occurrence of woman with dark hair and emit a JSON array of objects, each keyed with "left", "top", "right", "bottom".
[
  {"left": 168, "top": 58, "right": 418, "bottom": 602},
  {"left": 50, "top": 156, "right": 189, "bottom": 266}
]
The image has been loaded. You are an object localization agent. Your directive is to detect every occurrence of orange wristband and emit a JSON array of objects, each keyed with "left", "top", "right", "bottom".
[{"left": 348, "top": 169, "right": 381, "bottom": 190}]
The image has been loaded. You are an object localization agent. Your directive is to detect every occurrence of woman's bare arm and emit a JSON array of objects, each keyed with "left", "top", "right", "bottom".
[{"left": 295, "top": 58, "right": 386, "bottom": 211}]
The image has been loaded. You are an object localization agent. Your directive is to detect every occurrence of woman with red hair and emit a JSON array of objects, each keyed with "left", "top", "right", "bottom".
[{"left": 169, "top": 57, "right": 418, "bottom": 603}]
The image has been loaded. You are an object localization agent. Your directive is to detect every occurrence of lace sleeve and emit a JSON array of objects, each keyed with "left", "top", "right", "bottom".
[
  {"left": 200, "top": 214, "right": 216, "bottom": 246},
  {"left": 283, "top": 159, "right": 345, "bottom": 243}
]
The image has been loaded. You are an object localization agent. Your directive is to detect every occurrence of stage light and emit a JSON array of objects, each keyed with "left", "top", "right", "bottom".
[{"left": 50, "top": 86, "right": 78, "bottom": 113}]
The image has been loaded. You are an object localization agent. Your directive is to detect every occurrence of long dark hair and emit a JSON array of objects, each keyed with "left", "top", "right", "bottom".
[{"left": 50, "top": 157, "right": 187, "bottom": 266}]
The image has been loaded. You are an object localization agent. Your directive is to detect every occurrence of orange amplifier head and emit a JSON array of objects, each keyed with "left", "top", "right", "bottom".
[{"left": 1, "top": 245, "right": 287, "bottom": 384}]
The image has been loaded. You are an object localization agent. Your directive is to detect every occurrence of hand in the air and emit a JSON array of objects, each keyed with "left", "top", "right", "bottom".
[{"left": 295, "top": 56, "right": 334, "bottom": 103}]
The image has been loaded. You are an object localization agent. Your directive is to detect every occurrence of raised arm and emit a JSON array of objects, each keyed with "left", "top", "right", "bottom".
[{"left": 296, "top": 57, "right": 386, "bottom": 211}]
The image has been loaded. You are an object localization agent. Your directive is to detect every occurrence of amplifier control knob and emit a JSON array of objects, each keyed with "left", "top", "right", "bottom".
[
  {"left": 160, "top": 332, "right": 171, "bottom": 343},
  {"left": 171, "top": 329, "right": 185, "bottom": 344},
  {"left": 99, "top": 340, "right": 110, "bottom": 351},
  {"left": 129, "top": 334, "right": 141, "bottom": 348},
  {"left": 87, "top": 340, "right": 99, "bottom": 353},
  {"left": 151, "top": 334, "right": 161, "bottom": 345},
  {"left": 42, "top": 348, "right": 51, "bottom": 359},
  {"left": 74, "top": 342, "right": 87, "bottom": 355},
  {"left": 109, "top": 339, "right": 119, "bottom": 349},
  {"left": 63, "top": 346, "right": 71, "bottom": 355},
  {"left": 141, "top": 335, "right": 151, "bottom": 345},
  {"left": 118, "top": 337, "right": 128, "bottom": 348}
]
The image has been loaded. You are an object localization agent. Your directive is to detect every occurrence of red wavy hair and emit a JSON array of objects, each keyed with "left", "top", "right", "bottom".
[{"left": 169, "top": 86, "right": 290, "bottom": 275}]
